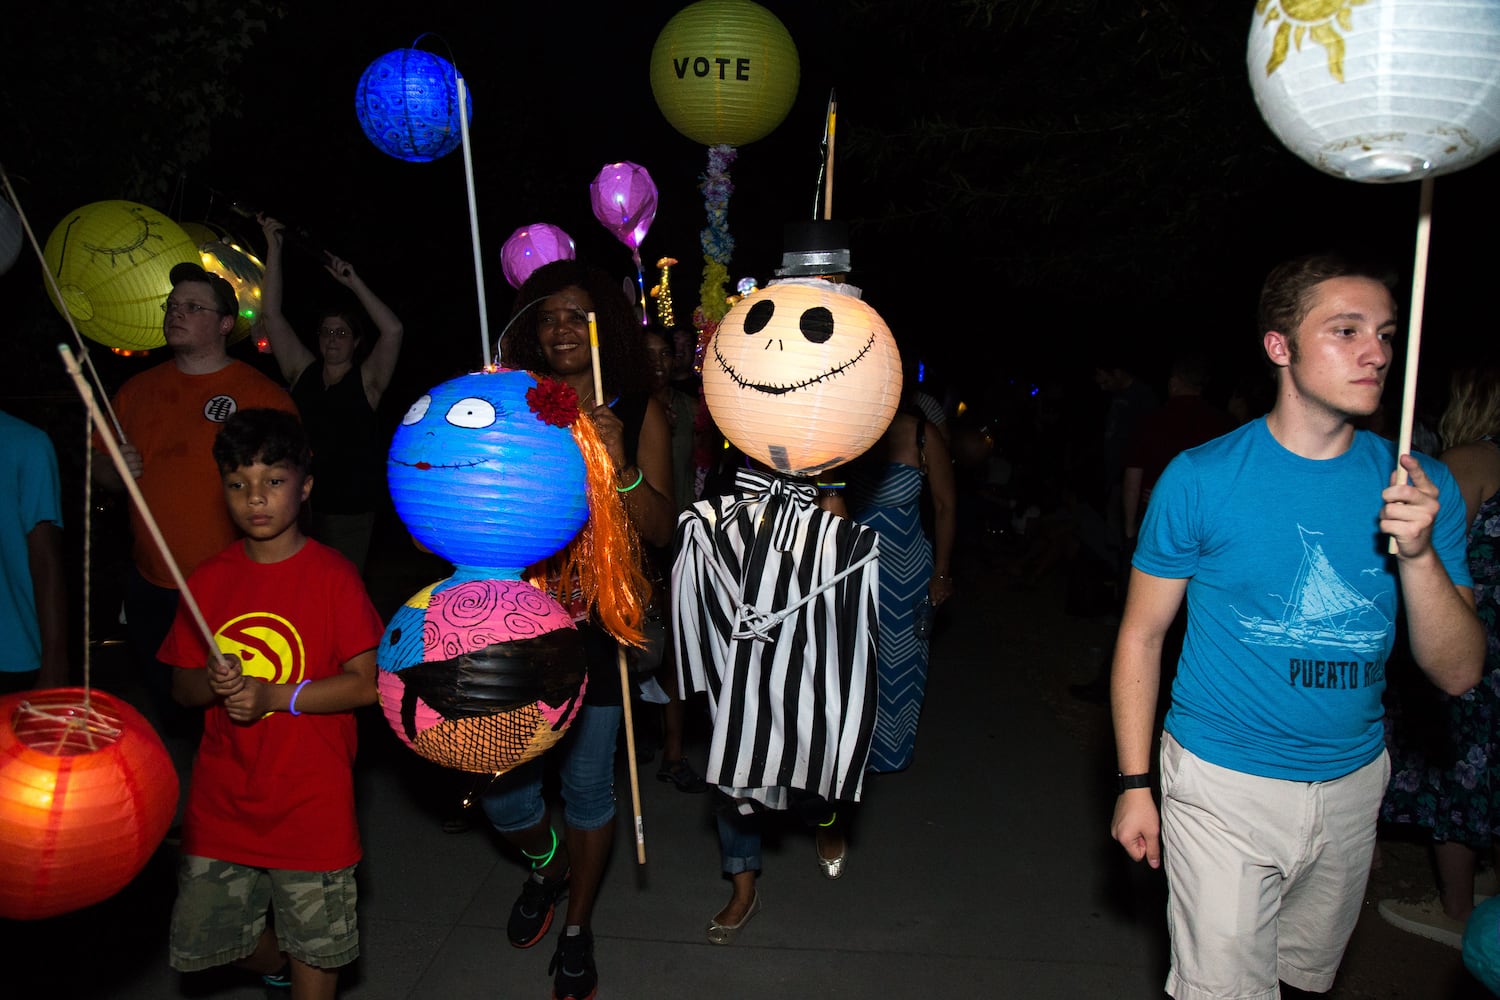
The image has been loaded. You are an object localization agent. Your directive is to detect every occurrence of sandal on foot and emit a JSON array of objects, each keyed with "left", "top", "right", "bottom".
[
  {"left": 656, "top": 757, "right": 707, "bottom": 793},
  {"left": 706, "top": 892, "right": 761, "bottom": 945}
]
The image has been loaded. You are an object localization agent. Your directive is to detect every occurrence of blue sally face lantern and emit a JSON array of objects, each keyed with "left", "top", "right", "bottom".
[
  {"left": 388, "top": 369, "right": 588, "bottom": 572},
  {"left": 702, "top": 281, "right": 903, "bottom": 476}
]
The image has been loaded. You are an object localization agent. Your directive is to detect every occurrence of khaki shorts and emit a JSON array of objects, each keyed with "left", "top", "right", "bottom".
[
  {"left": 1159, "top": 733, "right": 1388, "bottom": 1000},
  {"left": 169, "top": 855, "right": 359, "bottom": 972}
]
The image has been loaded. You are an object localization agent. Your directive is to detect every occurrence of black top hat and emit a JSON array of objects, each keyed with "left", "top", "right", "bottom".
[{"left": 774, "top": 221, "right": 851, "bottom": 277}]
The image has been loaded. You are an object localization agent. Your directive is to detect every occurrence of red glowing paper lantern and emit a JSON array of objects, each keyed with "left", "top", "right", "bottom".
[{"left": 0, "top": 688, "right": 179, "bottom": 920}]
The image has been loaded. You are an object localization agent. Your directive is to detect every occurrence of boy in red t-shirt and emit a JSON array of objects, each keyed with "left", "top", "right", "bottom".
[{"left": 161, "top": 408, "right": 384, "bottom": 999}]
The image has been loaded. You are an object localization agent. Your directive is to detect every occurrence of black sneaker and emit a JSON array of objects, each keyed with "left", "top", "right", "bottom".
[
  {"left": 548, "top": 928, "right": 598, "bottom": 1000},
  {"left": 508, "top": 869, "right": 569, "bottom": 948}
]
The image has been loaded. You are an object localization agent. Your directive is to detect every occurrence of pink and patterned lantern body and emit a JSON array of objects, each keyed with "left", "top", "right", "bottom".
[
  {"left": 377, "top": 576, "right": 586, "bottom": 773},
  {"left": 589, "top": 161, "right": 659, "bottom": 249},
  {"left": 501, "top": 223, "right": 576, "bottom": 289}
]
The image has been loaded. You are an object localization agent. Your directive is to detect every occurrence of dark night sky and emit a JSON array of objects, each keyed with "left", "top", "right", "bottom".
[{"left": 6, "top": 1, "right": 1497, "bottom": 419}]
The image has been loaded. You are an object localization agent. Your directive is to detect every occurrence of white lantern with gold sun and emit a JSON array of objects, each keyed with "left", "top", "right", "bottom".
[{"left": 1247, "top": 0, "right": 1500, "bottom": 181}]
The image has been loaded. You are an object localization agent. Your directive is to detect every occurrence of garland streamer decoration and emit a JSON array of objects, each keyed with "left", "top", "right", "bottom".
[{"left": 697, "top": 143, "right": 738, "bottom": 331}]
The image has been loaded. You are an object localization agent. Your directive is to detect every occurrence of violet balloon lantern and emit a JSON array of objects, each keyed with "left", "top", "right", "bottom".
[
  {"left": 1248, "top": 0, "right": 1500, "bottom": 181},
  {"left": 702, "top": 280, "right": 903, "bottom": 477},
  {"left": 589, "top": 162, "right": 659, "bottom": 250},
  {"left": 355, "top": 48, "right": 473, "bottom": 162},
  {"left": 0, "top": 689, "right": 178, "bottom": 920},
  {"left": 649, "top": 0, "right": 801, "bottom": 147},
  {"left": 501, "top": 224, "right": 576, "bottom": 290},
  {"left": 42, "top": 201, "right": 200, "bottom": 351}
]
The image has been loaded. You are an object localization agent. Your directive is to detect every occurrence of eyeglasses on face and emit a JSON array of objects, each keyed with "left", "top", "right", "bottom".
[{"left": 161, "top": 299, "right": 223, "bottom": 317}]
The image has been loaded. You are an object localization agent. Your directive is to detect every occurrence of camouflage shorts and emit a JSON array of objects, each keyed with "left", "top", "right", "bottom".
[{"left": 169, "top": 855, "right": 359, "bottom": 972}]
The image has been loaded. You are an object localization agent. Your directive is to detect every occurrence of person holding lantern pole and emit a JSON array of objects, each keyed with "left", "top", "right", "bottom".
[
  {"left": 1110, "top": 252, "right": 1483, "bottom": 998},
  {"left": 484, "top": 259, "right": 673, "bottom": 1000},
  {"left": 256, "top": 213, "right": 405, "bottom": 574},
  {"left": 92, "top": 263, "right": 298, "bottom": 739},
  {"left": 161, "top": 409, "right": 383, "bottom": 1000}
]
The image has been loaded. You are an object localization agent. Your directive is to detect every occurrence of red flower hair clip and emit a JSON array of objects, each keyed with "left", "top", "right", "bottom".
[{"left": 527, "top": 376, "right": 580, "bottom": 428}]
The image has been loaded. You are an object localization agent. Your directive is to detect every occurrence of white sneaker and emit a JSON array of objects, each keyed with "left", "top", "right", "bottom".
[{"left": 1377, "top": 896, "right": 1467, "bottom": 949}]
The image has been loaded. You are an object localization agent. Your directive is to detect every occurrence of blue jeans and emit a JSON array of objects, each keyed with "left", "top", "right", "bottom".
[
  {"left": 480, "top": 704, "right": 621, "bottom": 833},
  {"left": 716, "top": 793, "right": 838, "bottom": 876}
]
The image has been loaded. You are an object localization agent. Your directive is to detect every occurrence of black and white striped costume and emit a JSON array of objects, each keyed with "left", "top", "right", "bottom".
[{"left": 672, "top": 468, "right": 879, "bottom": 810}]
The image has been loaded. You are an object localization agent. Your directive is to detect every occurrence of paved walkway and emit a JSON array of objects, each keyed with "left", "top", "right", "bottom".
[{"left": 4, "top": 533, "right": 1481, "bottom": 997}]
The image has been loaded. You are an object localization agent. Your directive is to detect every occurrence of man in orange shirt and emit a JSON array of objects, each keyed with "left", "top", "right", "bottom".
[{"left": 94, "top": 263, "right": 297, "bottom": 733}]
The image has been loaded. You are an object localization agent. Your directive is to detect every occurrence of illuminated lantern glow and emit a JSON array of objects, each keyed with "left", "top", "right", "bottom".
[
  {"left": 649, "top": 0, "right": 801, "bottom": 147},
  {"left": 387, "top": 369, "right": 589, "bottom": 570},
  {"left": 0, "top": 689, "right": 178, "bottom": 920},
  {"left": 197, "top": 240, "right": 264, "bottom": 343},
  {"left": 702, "top": 280, "right": 903, "bottom": 476},
  {"left": 376, "top": 576, "right": 587, "bottom": 773},
  {"left": 355, "top": 48, "right": 473, "bottom": 162},
  {"left": 500, "top": 223, "right": 576, "bottom": 290},
  {"left": 589, "top": 162, "right": 659, "bottom": 250},
  {"left": 1248, "top": 0, "right": 1500, "bottom": 181},
  {"left": 0, "top": 197, "right": 22, "bottom": 277},
  {"left": 41, "top": 201, "right": 200, "bottom": 351}
]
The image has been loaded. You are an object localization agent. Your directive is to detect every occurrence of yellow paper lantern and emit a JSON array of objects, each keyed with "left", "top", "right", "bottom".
[
  {"left": 1248, "top": 0, "right": 1500, "bottom": 181},
  {"left": 42, "top": 201, "right": 199, "bottom": 350},
  {"left": 197, "top": 240, "right": 264, "bottom": 344},
  {"left": 702, "top": 281, "right": 902, "bottom": 476},
  {"left": 649, "top": 0, "right": 800, "bottom": 147}
]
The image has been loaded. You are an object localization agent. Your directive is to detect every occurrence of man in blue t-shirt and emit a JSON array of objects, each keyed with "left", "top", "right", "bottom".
[{"left": 1109, "top": 253, "right": 1484, "bottom": 999}]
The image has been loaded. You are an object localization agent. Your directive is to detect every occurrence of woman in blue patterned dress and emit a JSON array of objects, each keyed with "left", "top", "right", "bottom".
[
  {"left": 848, "top": 403, "right": 957, "bottom": 772},
  {"left": 1381, "top": 366, "right": 1500, "bottom": 943}
]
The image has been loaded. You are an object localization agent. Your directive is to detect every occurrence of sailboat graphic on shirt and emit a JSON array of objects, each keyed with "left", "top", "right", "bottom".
[{"left": 1233, "top": 525, "right": 1389, "bottom": 654}]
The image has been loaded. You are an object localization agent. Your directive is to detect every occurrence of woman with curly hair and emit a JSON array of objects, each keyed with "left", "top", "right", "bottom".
[{"left": 483, "top": 259, "right": 674, "bottom": 1000}]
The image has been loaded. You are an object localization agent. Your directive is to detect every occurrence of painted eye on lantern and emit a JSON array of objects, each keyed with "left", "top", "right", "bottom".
[
  {"left": 446, "top": 397, "right": 496, "bottom": 429},
  {"left": 402, "top": 394, "right": 432, "bottom": 426},
  {"left": 799, "top": 307, "right": 835, "bottom": 344},
  {"left": 743, "top": 299, "right": 774, "bottom": 334}
]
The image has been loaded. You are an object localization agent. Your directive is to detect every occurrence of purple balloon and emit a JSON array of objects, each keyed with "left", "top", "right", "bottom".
[
  {"left": 589, "top": 162, "right": 658, "bottom": 250},
  {"left": 500, "top": 223, "right": 576, "bottom": 289}
]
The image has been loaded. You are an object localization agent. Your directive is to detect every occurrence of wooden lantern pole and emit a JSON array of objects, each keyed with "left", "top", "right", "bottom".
[
  {"left": 588, "top": 313, "right": 646, "bottom": 864},
  {"left": 1389, "top": 174, "right": 1435, "bottom": 555}
]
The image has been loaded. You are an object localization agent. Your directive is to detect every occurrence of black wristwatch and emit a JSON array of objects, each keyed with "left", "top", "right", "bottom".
[{"left": 1116, "top": 772, "right": 1152, "bottom": 794}]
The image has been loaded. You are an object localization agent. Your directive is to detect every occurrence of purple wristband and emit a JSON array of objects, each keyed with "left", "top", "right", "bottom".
[{"left": 288, "top": 679, "right": 311, "bottom": 716}]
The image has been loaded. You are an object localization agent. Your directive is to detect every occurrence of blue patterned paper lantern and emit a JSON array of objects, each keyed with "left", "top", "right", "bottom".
[
  {"left": 355, "top": 48, "right": 473, "bottom": 162},
  {"left": 388, "top": 369, "right": 589, "bottom": 571}
]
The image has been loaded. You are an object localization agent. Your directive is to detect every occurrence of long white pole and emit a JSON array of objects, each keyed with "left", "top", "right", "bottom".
[{"left": 456, "top": 75, "right": 491, "bottom": 368}]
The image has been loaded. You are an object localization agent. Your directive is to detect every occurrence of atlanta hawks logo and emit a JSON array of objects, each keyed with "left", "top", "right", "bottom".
[{"left": 214, "top": 612, "right": 306, "bottom": 685}]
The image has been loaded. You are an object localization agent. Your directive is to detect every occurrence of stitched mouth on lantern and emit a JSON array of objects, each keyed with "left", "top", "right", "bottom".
[
  {"left": 713, "top": 332, "right": 875, "bottom": 395},
  {"left": 391, "top": 457, "right": 495, "bottom": 471}
]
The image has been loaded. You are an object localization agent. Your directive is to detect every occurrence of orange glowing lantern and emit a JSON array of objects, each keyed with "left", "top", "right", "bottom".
[{"left": 0, "top": 688, "right": 179, "bottom": 920}]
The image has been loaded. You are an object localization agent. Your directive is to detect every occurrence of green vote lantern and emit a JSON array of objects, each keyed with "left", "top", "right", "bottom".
[{"left": 649, "top": 0, "right": 800, "bottom": 147}]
